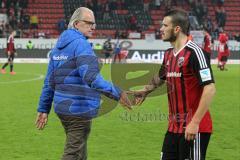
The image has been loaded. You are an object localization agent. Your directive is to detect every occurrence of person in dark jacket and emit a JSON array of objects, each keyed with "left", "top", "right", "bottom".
[{"left": 35, "top": 7, "right": 132, "bottom": 160}]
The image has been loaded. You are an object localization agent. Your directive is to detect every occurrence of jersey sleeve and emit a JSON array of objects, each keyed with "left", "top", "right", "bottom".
[
  {"left": 188, "top": 49, "right": 215, "bottom": 86},
  {"left": 159, "top": 51, "right": 168, "bottom": 80}
]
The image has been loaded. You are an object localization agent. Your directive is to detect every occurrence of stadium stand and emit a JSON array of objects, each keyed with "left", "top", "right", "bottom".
[
  {"left": 23, "top": 0, "right": 64, "bottom": 38},
  {"left": 62, "top": 0, "right": 240, "bottom": 39},
  {"left": 0, "top": 0, "right": 239, "bottom": 39}
]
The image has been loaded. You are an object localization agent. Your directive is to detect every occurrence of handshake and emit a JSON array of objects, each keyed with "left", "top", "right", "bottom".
[{"left": 119, "top": 90, "right": 148, "bottom": 110}]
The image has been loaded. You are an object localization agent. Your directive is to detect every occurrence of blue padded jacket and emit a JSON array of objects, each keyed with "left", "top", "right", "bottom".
[{"left": 37, "top": 29, "right": 122, "bottom": 117}]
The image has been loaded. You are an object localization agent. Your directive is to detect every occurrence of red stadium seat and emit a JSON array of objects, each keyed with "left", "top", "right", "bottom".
[{"left": 22, "top": 0, "right": 240, "bottom": 38}]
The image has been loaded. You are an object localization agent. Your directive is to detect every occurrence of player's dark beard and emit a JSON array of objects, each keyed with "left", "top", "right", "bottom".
[{"left": 163, "top": 29, "right": 177, "bottom": 42}]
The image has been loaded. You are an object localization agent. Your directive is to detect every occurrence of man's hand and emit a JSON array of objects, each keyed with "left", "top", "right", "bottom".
[
  {"left": 119, "top": 91, "right": 132, "bottom": 110},
  {"left": 35, "top": 112, "right": 48, "bottom": 130},
  {"left": 131, "top": 90, "right": 148, "bottom": 106},
  {"left": 184, "top": 121, "right": 199, "bottom": 141}
]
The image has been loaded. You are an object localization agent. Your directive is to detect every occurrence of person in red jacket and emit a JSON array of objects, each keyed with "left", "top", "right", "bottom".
[
  {"left": 202, "top": 27, "right": 212, "bottom": 55},
  {"left": 217, "top": 32, "right": 230, "bottom": 71},
  {"left": 1, "top": 30, "right": 17, "bottom": 75}
]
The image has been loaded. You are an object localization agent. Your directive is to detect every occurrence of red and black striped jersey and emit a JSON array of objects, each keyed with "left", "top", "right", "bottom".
[
  {"left": 203, "top": 33, "right": 211, "bottom": 54},
  {"left": 159, "top": 40, "right": 214, "bottom": 133},
  {"left": 6, "top": 35, "right": 15, "bottom": 54},
  {"left": 218, "top": 42, "right": 230, "bottom": 57}
]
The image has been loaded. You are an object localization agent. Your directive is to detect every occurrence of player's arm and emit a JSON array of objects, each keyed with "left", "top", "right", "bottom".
[
  {"left": 144, "top": 73, "right": 165, "bottom": 93},
  {"left": 185, "top": 83, "right": 215, "bottom": 140},
  {"left": 185, "top": 48, "right": 216, "bottom": 140},
  {"left": 133, "top": 74, "right": 165, "bottom": 105},
  {"left": 132, "top": 58, "right": 166, "bottom": 105}
]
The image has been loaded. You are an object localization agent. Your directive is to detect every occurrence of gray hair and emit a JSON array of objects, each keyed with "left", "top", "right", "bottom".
[{"left": 68, "top": 7, "right": 93, "bottom": 29}]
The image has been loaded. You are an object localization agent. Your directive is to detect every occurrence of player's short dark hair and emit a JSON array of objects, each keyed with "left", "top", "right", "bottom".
[{"left": 164, "top": 9, "right": 190, "bottom": 35}]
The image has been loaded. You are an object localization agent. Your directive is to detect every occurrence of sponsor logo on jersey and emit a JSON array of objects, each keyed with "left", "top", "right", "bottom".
[
  {"left": 167, "top": 72, "right": 182, "bottom": 77},
  {"left": 199, "top": 68, "right": 212, "bottom": 82},
  {"left": 53, "top": 55, "right": 68, "bottom": 61}
]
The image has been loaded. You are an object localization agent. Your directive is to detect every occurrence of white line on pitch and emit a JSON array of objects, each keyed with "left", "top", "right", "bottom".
[{"left": 0, "top": 72, "right": 45, "bottom": 84}]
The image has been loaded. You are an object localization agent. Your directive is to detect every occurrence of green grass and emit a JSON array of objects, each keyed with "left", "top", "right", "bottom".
[{"left": 0, "top": 64, "right": 239, "bottom": 160}]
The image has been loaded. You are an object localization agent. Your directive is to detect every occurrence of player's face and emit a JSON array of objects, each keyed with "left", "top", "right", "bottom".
[
  {"left": 160, "top": 16, "right": 177, "bottom": 42},
  {"left": 75, "top": 11, "right": 96, "bottom": 38},
  {"left": 12, "top": 31, "right": 17, "bottom": 36}
]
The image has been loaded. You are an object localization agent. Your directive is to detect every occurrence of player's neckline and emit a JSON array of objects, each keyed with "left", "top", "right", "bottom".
[{"left": 173, "top": 40, "right": 190, "bottom": 57}]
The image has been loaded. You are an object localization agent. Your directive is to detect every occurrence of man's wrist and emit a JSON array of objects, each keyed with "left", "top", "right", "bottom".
[
  {"left": 144, "top": 85, "right": 154, "bottom": 94},
  {"left": 191, "top": 118, "right": 201, "bottom": 125}
]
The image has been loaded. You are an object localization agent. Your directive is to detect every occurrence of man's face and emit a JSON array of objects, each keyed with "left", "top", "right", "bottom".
[
  {"left": 12, "top": 31, "right": 17, "bottom": 37},
  {"left": 75, "top": 11, "right": 96, "bottom": 38},
  {"left": 160, "top": 16, "right": 177, "bottom": 42}
]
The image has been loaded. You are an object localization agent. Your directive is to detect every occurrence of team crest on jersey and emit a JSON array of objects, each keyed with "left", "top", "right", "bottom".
[{"left": 178, "top": 57, "right": 184, "bottom": 67}]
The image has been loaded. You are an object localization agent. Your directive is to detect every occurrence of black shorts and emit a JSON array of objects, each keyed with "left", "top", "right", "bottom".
[
  {"left": 161, "top": 132, "right": 211, "bottom": 160},
  {"left": 220, "top": 56, "right": 228, "bottom": 62},
  {"left": 7, "top": 54, "right": 15, "bottom": 62}
]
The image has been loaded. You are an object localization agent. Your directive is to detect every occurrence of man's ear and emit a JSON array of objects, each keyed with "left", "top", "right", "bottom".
[
  {"left": 175, "top": 26, "right": 181, "bottom": 33},
  {"left": 74, "top": 21, "right": 80, "bottom": 29}
]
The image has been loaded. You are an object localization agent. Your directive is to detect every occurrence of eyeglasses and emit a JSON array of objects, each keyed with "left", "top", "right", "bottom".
[{"left": 79, "top": 20, "right": 96, "bottom": 28}]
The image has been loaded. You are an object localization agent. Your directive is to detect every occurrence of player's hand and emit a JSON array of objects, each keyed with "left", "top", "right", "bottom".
[
  {"left": 119, "top": 91, "right": 132, "bottom": 110},
  {"left": 130, "top": 90, "right": 148, "bottom": 106},
  {"left": 35, "top": 112, "right": 48, "bottom": 130},
  {"left": 14, "top": 52, "right": 18, "bottom": 56},
  {"left": 184, "top": 121, "right": 199, "bottom": 141}
]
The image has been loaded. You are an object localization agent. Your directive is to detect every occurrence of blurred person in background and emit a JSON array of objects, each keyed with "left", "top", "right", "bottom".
[
  {"left": 113, "top": 39, "right": 122, "bottom": 63},
  {"left": 1, "top": 30, "right": 17, "bottom": 75},
  {"left": 30, "top": 14, "right": 39, "bottom": 29},
  {"left": 26, "top": 40, "right": 33, "bottom": 49},
  {"left": 57, "top": 18, "right": 66, "bottom": 34},
  {"left": 93, "top": 42, "right": 103, "bottom": 55},
  {"left": 217, "top": 31, "right": 230, "bottom": 71},
  {"left": 234, "top": 33, "right": 240, "bottom": 42},
  {"left": 202, "top": 27, "right": 212, "bottom": 56},
  {"left": 103, "top": 37, "right": 113, "bottom": 63}
]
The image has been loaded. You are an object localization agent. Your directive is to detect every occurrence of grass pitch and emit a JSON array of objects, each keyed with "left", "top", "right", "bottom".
[{"left": 0, "top": 64, "right": 239, "bottom": 160}]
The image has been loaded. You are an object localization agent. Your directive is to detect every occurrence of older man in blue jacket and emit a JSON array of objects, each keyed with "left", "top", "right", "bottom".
[{"left": 35, "top": 7, "right": 131, "bottom": 160}]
